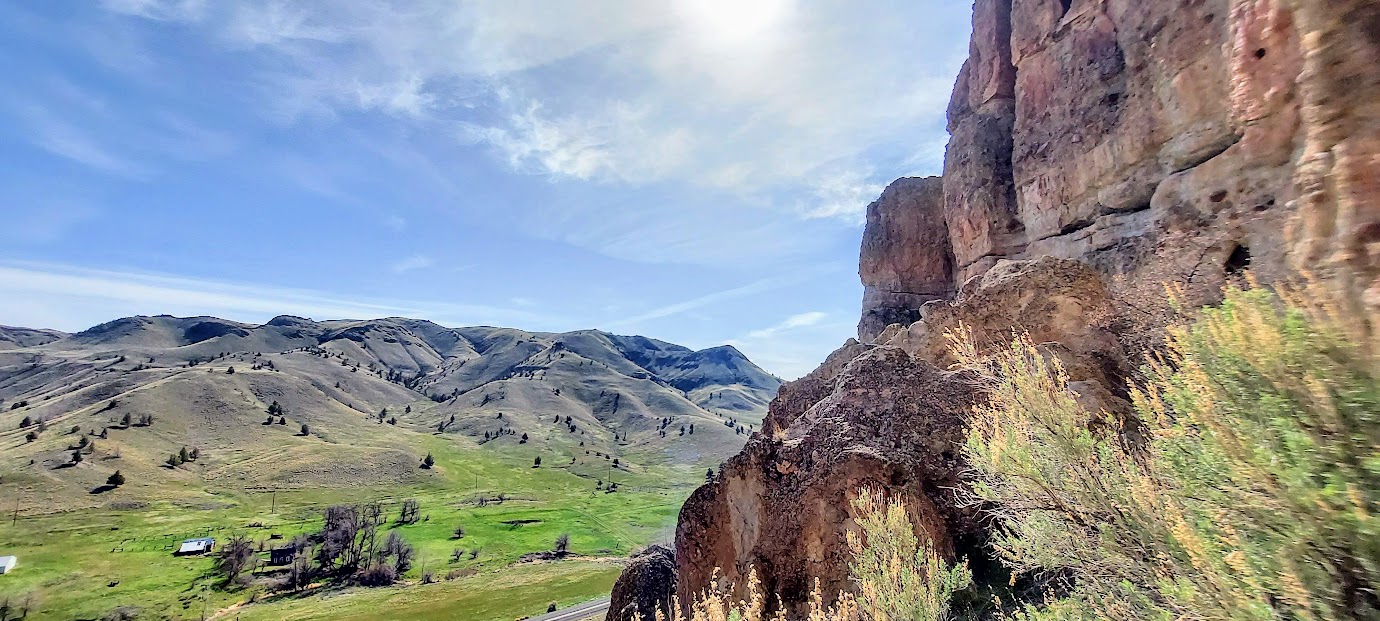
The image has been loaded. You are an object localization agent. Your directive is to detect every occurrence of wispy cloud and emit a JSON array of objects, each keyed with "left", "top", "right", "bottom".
[
  {"left": 21, "top": 106, "right": 149, "bottom": 177},
  {"left": 390, "top": 254, "right": 434, "bottom": 274},
  {"left": 746, "top": 311, "right": 828, "bottom": 339},
  {"left": 725, "top": 311, "right": 856, "bottom": 380},
  {"left": 605, "top": 276, "right": 800, "bottom": 329},
  {"left": 0, "top": 261, "right": 557, "bottom": 332}
]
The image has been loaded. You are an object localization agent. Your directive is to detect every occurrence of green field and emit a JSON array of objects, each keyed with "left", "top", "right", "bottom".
[{"left": 0, "top": 439, "right": 696, "bottom": 621}]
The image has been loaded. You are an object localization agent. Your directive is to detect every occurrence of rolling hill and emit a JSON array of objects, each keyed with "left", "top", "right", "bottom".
[{"left": 0, "top": 315, "right": 781, "bottom": 513}]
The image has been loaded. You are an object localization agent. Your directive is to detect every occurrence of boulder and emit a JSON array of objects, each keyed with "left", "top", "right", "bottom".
[{"left": 606, "top": 545, "right": 677, "bottom": 621}]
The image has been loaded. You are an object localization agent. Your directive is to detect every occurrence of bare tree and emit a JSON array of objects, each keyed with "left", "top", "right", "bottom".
[
  {"left": 396, "top": 498, "right": 420, "bottom": 525},
  {"left": 383, "top": 531, "right": 414, "bottom": 574},
  {"left": 216, "top": 535, "right": 257, "bottom": 585},
  {"left": 554, "top": 533, "right": 570, "bottom": 554}
]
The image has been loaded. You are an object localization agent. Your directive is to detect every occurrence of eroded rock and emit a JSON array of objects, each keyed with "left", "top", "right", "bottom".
[
  {"left": 607, "top": 545, "right": 677, "bottom": 621},
  {"left": 675, "top": 347, "right": 978, "bottom": 617},
  {"left": 858, "top": 177, "right": 954, "bottom": 342}
]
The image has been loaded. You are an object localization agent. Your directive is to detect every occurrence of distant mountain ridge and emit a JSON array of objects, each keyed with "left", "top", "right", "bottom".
[
  {"left": 0, "top": 315, "right": 782, "bottom": 511},
  {"left": 11, "top": 314, "right": 780, "bottom": 403}
]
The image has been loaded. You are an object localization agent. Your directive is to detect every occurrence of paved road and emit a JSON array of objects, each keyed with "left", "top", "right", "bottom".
[{"left": 528, "top": 597, "right": 610, "bottom": 621}]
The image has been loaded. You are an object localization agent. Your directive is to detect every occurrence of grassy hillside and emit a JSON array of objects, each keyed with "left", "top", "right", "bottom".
[{"left": 0, "top": 316, "right": 781, "bottom": 620}]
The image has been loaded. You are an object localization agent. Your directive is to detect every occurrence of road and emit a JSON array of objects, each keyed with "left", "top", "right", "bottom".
[{"left": 528, "top": 596, "right": 610, "bottom": 621}]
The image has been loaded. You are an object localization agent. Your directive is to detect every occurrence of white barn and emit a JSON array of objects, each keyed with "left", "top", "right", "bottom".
[{"left": 175, "top": 538, "right": 215, "bottom": 556}]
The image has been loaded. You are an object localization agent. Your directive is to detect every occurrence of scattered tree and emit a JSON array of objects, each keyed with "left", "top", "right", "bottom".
[
  {"left": 421, "top": 453, "right": 435, "bottom": 469},
  {"left": 396, "top": 498, "right": 421, "bottom": 525},
  {"left": 107, "top": 471, "right": 125, "bottom": 487},
  {"left": 215, "top": 535, "right": 256, "bottom": 585},
  {"left": 383, "top": 530, "right": 414, "bottom": 574},
  {"left": 554, "top": 533, "right": 570, "bottom": 554},
  {"left": 299, "top": 423, "right": 310, "bottom": 436},
  {"left": 533, "top": 456, "right": 542, "bottom": 468}
]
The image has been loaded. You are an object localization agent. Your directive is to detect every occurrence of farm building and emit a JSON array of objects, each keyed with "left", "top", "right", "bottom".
[
  {"left": 0, "top": 555, "right": 15, "bottom": 574},
  {"left": 175, "top": 537, "right": 215, "bottom": 556},
  {"left": 270, "top": 547, "right": 294, "bottom": 566}
]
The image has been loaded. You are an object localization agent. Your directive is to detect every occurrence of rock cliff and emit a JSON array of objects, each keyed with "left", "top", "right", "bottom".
[{"left": 612, "top": 0, "right": 1380, "bottom": 618}]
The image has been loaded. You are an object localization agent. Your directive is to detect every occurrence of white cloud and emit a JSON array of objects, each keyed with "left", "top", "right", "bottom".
[
  {"left": 746, "top": 311, "right": 828, "bottom": 339},
  {"left": 101, "top": 0, "right": 968, "bottom": 222},
  {"left": 0, "top": 261, "right": 554, "bottom": 332},
  {"left": 797, "top": 170, "right": 887, "bottom": 224},
  {"left": 390, "top": 254, "right": 435, "bottom": 273}
]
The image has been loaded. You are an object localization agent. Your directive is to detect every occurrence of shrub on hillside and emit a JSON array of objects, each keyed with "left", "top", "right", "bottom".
[{"left": 956, "top": 285, "right": 1380, "bottom": 621}]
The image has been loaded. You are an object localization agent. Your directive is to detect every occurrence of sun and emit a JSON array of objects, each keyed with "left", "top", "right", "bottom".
[{"left": 674, "top": 0, "right": 793, "bottom": 48}]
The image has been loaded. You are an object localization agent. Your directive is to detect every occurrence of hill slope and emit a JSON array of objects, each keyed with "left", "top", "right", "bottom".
[{"left": 0, "top": 315, "right": 781, "bottom": 512}]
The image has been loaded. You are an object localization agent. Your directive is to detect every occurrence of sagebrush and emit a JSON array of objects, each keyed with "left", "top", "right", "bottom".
[{"left": 956, "top": 285, "right": 1379, "bottom": 621}]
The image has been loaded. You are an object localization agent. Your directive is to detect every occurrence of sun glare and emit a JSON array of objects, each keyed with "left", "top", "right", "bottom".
[{"left": 675, "top": 0, "right": 792, "bottom": 48}]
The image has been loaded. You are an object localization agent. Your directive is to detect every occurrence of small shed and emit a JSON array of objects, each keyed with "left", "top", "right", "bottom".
[
  {"left": 175, "top": 537, "right": 215, "bottom": 556},
  {"left": 0, "top": 556, "right": 16, "bottom": 574},
  {"left": 269, "top": 547, "right": 295, "bottom": 566}
]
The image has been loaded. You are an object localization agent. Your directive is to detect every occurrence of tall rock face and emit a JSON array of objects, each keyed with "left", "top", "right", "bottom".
[
  {"left": 645, "top": 0, "right": 1380, "bottom": 617},
  {"left": 857, "top": 177, "right": 954, "bottom": 342},
  {"left": 944, "top": 0, "right": 1023, "bottom": 284},
  {"left": 1285, "top": 0, "right": 1380, "bottom": 348}
]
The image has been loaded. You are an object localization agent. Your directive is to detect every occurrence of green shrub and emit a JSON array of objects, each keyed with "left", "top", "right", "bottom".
[{"left": 956, "top": 286, "right": 1379, "bottom": 621}]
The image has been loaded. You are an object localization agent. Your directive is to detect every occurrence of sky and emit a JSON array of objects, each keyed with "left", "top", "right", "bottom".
[{"left": 0, "top": 0, "right": 971, "bottom": 379}]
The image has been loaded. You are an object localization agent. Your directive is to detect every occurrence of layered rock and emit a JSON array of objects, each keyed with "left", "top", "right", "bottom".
[
  {"left": 944, "top": 0, "right": 1304, "bottom": 299},
  {"left": 857, "top": 177, "right": 954, "bottom": 342}
]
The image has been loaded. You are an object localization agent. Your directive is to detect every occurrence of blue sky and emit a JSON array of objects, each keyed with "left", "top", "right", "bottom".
[{"left": 0, "top": 0, "right": 970, "bottom": 379}]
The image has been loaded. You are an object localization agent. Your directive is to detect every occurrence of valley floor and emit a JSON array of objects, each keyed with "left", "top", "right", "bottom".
[{"left": 0, "top": 443, "right": 695, "bottom": 621}]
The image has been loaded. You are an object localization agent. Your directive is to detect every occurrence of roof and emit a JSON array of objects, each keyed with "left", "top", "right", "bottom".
[
  {"left": 0, "top": 556, "right": 15, "bottom": 569},
  {"left": 177, "top": 538, "right": 214, "bottom": 553}
]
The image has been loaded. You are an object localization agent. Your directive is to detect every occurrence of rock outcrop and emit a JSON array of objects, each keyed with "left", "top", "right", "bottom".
[
  {"left": 607, "top": 545, "right": 678, "bottom": 621},
  {"left": 633, "top": 0, "right": 1380, "bottom": 617},
  {"left": 676, "top": 347, "right": 979, "bottom": 614},
  {"left": 858, "top": 177, "right": 955, "bottom": 341}
]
